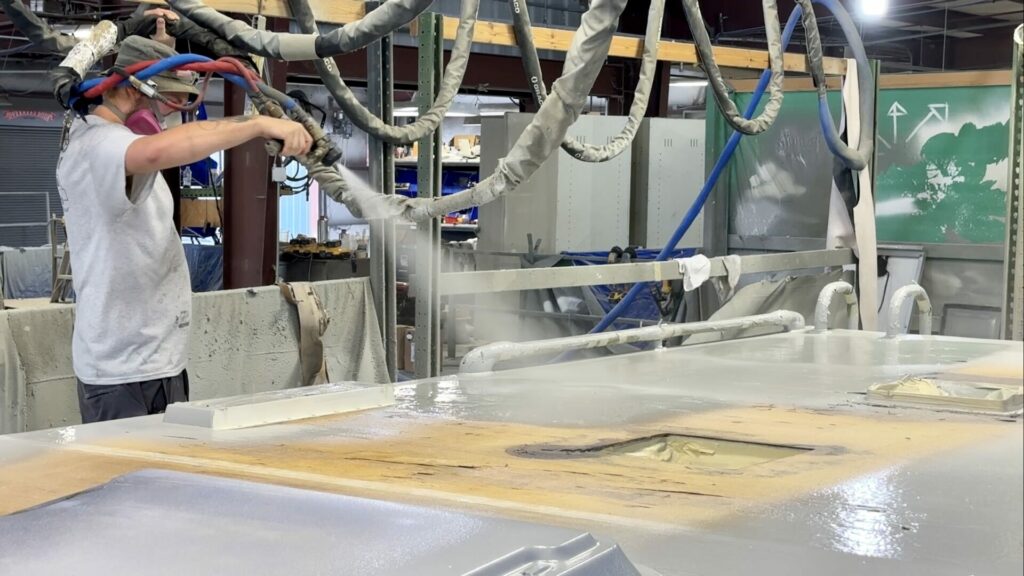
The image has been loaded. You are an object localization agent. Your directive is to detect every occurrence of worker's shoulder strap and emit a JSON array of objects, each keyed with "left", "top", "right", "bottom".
[{"left": 278, "top": 281, "right": 330, "bottom": 387}]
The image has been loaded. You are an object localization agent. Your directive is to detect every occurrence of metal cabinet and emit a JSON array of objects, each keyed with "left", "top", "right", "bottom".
[
  {"left": 479, "top": 113, "right": 632, "bottom": 256},
  {"left": 630, "top": 118, "right": 706, "bottom": 250}
]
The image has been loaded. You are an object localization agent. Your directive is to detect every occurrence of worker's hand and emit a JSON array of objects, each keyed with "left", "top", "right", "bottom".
[
  {"left": 258, "top": 117, "right": 314, "bottom": 157},
  {"left": 144, "top": 8, "right": 179, "bottom": 48}
]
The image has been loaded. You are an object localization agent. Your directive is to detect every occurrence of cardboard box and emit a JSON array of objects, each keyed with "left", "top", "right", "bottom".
[
  {"left": 180, "top": 198, "right": 221, "bottom": 229},
  {"left": 450, "top": 134, "right": 479, "bottom": 155}
]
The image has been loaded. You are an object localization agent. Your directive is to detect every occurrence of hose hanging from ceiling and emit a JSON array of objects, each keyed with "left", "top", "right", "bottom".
[
  {"left": 0, "top": 0, "right": 875, "bottom": 224},
  {"left": 580, "top": 0, "right": 875, "bottom": 338},
  {"left": 681, "top": 0, "right": 786, "bottom": 136},
  {"left": 119, "top": 7, "right": 255, "bottom": 62},
  {"left": 303, "top": 0, "right": 634, "bottom": 220},
  {"left": 797, "top": 0, "right": 874, "bottom": 170},
  {"left": 284, "top": 0, "right": 480, "bottom": 145},
  {"left": 508, "top": 0, "right": 666, "bottom": 162},
  {"left": 390, "top": 0, "right": 633, "bottom": 220},
  {"left": 163, "top": 0, "right": 434, "bottom": 60}
]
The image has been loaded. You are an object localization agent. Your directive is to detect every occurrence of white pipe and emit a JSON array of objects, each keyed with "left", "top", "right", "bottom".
[
  {"left": 814, "top": 281, "right": 859, "bottom": 332},
  {"left": 885, "top": 284, "right": 933, "bottom": 338},
  {"left": 460, "top": 310, "right": 806, "bottom": 373}
]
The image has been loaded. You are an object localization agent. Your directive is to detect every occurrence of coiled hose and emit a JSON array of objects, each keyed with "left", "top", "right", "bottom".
[
  {"left": 799, "top": 0, "right": 874, "bottom": 170},
  {"left": 681, "top": 0, "right": 786, "bottom": 135},
  {"left": 390, "top": 0, "right": 632, "bottom": 220},
  {"left": 0, "top": 0, "right": 873, "bottom": 226},
  {"left": 299, "top": 0, "right": 632, "bottom": 221},
  {"left": 509, "top": 0, "right": 666, "bottom": 162},
  {"left": 285, "top": 0, "right": 480, "bottom": 145}
]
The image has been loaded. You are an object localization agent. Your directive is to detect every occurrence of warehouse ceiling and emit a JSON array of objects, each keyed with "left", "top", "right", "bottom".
[
  {"left": 637, "top": 0, "right": 1024, "bottom": 72},
  {"left": 1, "top": 0, "right": 1023, "bottom": 95}
]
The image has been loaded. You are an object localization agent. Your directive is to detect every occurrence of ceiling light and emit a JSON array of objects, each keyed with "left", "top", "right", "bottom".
[
  {"left": 53, "top": 24, "right": 95, "bottom": 40},
  {"left": 860, "top": 0, "right": 889, "bottom": 17},
  {"left": 670, "top": 80, "right": 709, "bottom": 87}
]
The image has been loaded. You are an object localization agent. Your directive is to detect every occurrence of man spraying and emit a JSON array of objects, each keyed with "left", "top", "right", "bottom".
[{"left": 57, "top": 20, "right": 312, "bottom": 423}]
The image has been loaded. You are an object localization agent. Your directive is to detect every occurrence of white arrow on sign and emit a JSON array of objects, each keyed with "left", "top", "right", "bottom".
[
  {"left": 905, "top": 103, "right": 949, "bottom": 143},
  {"left": 887, "top": 101, "right": 907, "bottom": 141}
]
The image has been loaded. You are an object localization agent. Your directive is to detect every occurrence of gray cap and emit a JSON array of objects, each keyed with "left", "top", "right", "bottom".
[{"left": 112, "top": 36, "right": 199, "bottom": 96}]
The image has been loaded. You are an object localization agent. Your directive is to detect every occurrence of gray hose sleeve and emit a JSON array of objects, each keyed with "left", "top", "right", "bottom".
[
  {"left": 559, "top": 0, "right": 663, "bottom": 161},
  {"left": 164, "top": 0, "right": 318, "bottom": 60},
  {"left": 508, "top": 0, "right": 547, "bottom": 106},
  {"left": 165, "top": 0, "right": 432, "bottom": 59},
  {"left": 312, "top": 0, "right": 432, "bottom": 56},
  {"left": 681, "top": 0, "right": 785, "bottom": 135},
  {"left": 324, "top": 0, "right": 630, "bottom": 221},
  {"left": 529, "top": 0, "right": 665, "bottom": 162},
  {"left": 0, "top": 0, "right": 78, "bottom": 53},
  {"left": 117, "top": 8, "right": 254, "bottom": 62},
  {"left": 287, "top": 0, "right": 479, "bottom": 145},
  {"left": 799, "top": 0, "right": 873, "bottom": 170}
]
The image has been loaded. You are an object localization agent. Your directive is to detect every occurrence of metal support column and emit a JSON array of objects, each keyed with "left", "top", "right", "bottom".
[
  {"left": 223, "top": 18, "right": 287, "bottom": 288},
  {"left": 366, "top": 0, "right": 398, "bottom": 380},
  {"left": 1003, "top": 25, "right": 1024, "bottom": 341},
  {"left": 699, "top": 89, "right": 732, "bottom": 321},
  {"left": 414, "top": 12, "right": 443, "bottom": 378}
]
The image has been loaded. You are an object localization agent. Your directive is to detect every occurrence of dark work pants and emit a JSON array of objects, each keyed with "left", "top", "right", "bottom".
[{"left": 77, "top": 370, "right": 190, "bottom": 424}]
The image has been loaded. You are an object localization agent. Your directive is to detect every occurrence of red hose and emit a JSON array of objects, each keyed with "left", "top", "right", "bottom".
[
  {"left": 82, "top": 58, "right": 262, "bottom": 100},
  {"left": 82, "top": 59, "right": 158, "bottom": 99}
]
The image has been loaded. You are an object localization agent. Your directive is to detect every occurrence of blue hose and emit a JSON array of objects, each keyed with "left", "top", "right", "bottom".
[
  {"left": 75, "top": 53, "right": 253, "bottom": 98},
  {"left": 811, "top": 0, "right": 874, "bottom": 170},
  {"left": 582, "top": 6, "right": 805, "bottom": 336},
  {"left": 583, "top": 0, "right": 873, "bottom": 338},
  {"left": 77, "top": 54, "right": 211, "bottom": 92},
  {"left": 69, "top": 54, "right": 305, "bottom": 149}
]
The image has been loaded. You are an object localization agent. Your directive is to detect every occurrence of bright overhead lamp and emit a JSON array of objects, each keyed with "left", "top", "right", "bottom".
[
  {"left": 860, "top": 0, "right": 889, "bottom": 17},
  {"left": 53, "top": 24, "right": 95, "bottom": 40},
  {"left": 670, "top": 79, "right": 709, "bottom": 87}
]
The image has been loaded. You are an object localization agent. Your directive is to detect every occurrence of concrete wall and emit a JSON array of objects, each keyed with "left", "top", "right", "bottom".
[{"left": 0, "top": 278, "right": 387, "bottom": 433}]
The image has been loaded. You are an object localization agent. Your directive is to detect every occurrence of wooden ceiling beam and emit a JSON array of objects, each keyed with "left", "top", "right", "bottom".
[{"left": 137, "top": 0, "right": 848, "bottom": 74}]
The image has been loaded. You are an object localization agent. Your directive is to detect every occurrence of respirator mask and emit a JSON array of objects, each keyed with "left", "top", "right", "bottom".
[
  {"left": 121, "top": 71, "right": 195, "bottom": 135},
  {"left": 125, "top": 105, "right": 164, "bottom": 135},
  {"left": 124, "top": 101, "right": 184, "bottom": 135}
]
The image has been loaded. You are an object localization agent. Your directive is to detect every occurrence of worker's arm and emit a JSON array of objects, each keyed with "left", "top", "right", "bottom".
[{"left": 124, "top": 115, "right": 312, "bottom": 176}]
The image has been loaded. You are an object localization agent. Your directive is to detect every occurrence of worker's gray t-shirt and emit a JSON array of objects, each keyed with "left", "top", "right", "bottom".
[{"left": 56, "top": 115, "right": 191, "bottom": 385}]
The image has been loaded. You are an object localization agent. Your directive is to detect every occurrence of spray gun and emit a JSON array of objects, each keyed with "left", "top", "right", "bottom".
[{"left": 253, "top": 91, "right": 342, "bottom": 167}]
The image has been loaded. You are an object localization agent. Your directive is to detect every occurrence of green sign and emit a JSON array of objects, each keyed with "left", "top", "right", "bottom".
[
  {"left": 876, "top": 87, "right": 1010, "bottom": 244},
  {"left": 717, "top": 84, "right": 1012, "bottom": 245}
]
